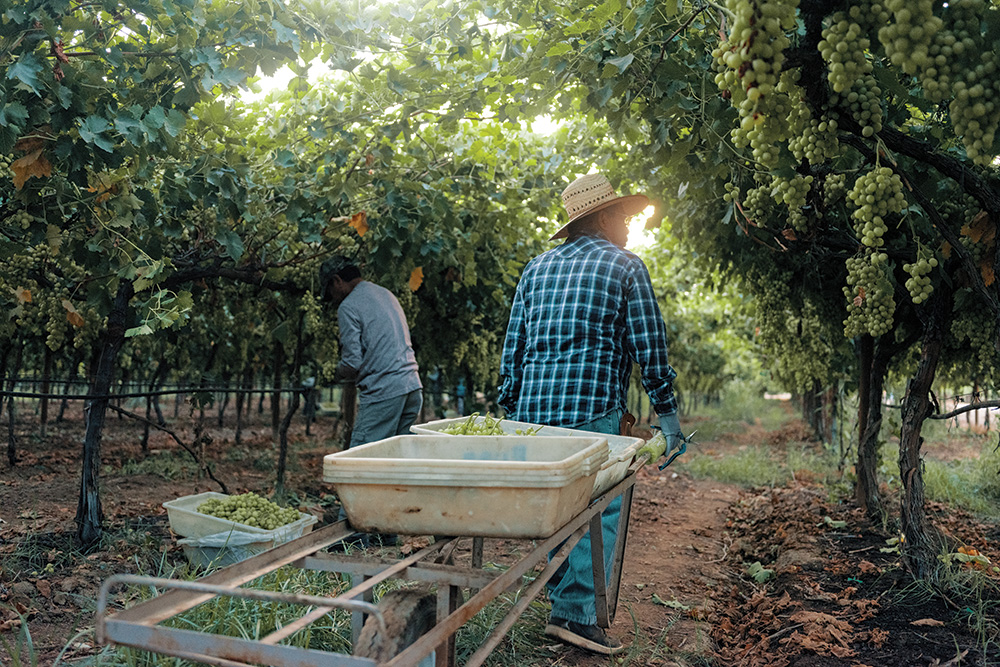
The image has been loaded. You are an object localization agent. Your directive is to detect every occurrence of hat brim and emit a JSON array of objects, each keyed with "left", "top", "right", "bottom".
[{"left": 549, "top": 193, "right": 650, "bottom": 241}]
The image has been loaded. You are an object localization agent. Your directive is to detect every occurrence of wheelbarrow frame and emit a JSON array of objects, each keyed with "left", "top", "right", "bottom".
[{"left": 96, "top": 461, "right": 641, "bottom": 667}]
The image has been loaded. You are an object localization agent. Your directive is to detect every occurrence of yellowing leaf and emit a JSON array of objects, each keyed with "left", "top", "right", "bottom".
[
  {"left": 910, "top": 618, "right": 944, "bottom": 627},
  {"left": 960, "top": 211, "right": 994, "bottom": 245},
  {"left": 46, "top": 224, "right": 61, "bottom": 255},
  {"left": 11, "top": 149, "right": 52, "bottom": 189},
  {"left": 982, "top": 262, "right": 995, "bottom": 287},
  {"left": 62, "top": 300, "right": 84, "bottom": 327},
  {"left": 408, "top": 266, "right": 424, "bottom": 292},
  {"left": 11, "top": 286, "right": 32, "bottom": 303},
  {"left": 348, "top": 210, "right": 368, "bottom": 237}
]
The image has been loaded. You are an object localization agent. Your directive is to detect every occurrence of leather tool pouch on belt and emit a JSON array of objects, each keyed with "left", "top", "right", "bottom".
[{"left": 619, "top": 412, "right": 636, "bottom": 437}]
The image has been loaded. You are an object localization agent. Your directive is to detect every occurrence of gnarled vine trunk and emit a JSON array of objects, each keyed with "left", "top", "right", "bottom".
[
  {"left": 76, "top": 283, "right": 132, "bottom": 547},
  {"left": 897, "top": 292, "right": 950, "bottom": 578},
  {"left": 855, "top": 334, "right": 888, "bottom": 521}
]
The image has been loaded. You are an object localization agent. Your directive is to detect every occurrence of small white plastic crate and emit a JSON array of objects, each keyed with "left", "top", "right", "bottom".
[
  {"left": 176, "top": 531, "right": 277, "bottom": 569},
  {"left": 323, "top": 434, "right": 608, "bottom": 538},
  {"left": 411, "top": 417, "right": 643, "bottom": 498},
  {"left": 163, "top": 491, "right": 317, "bottom": 541}
]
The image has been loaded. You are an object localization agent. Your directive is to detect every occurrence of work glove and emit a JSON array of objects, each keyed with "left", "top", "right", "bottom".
[{"left": 659, "top": 412, "right": 683, "bottom": 459}]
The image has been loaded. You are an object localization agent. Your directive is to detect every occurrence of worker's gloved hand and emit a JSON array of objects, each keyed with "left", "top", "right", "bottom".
[{"left": 659, "top": 412, "right": 682, "bottom": 458}]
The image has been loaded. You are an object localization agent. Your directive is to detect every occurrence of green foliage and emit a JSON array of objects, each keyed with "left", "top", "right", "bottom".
[{"left": 922, "top": 434, "right": 1000, "bottom": 515}]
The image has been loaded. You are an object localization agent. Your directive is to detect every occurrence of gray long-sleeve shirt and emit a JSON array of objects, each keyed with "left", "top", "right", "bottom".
[{"left": 336, "top": 281, "right": 422, "bottom": 402}]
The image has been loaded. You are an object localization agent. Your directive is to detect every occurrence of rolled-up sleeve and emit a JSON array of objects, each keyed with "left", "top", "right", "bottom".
[
  {"left": 497, "top": 285, "right": 527, "bottom": 415},
  {"left": 623, "top": 260, "right": 678, "bottom": 416}
]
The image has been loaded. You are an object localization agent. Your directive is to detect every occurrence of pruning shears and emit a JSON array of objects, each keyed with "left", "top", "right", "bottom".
[
  {"left": 640, "top": 428, "right": 696, "bottom": 470},
  {"left": 659, "top": 429, "right": 696, "bottom": 471}
]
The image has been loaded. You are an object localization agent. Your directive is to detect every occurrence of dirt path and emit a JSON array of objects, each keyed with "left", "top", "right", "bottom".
[{"left": 540, "top": 467, "right": 738, "bottom": 666}]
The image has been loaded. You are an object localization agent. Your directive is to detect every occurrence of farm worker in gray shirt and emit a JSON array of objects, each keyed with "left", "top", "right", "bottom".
[{"left": 321, "top": 258, "right": 423, "bottom": 449}]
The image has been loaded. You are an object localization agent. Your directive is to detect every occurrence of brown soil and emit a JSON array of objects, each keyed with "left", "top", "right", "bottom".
[{"left": 1, "top": 402, "right": 997, "bottom": 666}]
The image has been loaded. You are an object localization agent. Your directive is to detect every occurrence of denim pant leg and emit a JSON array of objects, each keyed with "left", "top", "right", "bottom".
[
  {"left": 350, "top": 390, "right": 418, "bottom": 449},
  {"left": 394, "top": 389, "right": 423, "bottom": 435},
  {"left": 547, "top": 410, "right": 623, "bottom": 625}
]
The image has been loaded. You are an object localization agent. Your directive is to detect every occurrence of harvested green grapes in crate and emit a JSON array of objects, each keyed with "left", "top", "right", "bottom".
[
  {"left": 197, "top": 492, "right": 301, "bottom": 531},
  {"left": 440, "top": 413, "right": 541, "bottom": 435}
]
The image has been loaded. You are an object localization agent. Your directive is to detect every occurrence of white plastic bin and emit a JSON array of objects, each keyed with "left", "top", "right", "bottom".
[
  {"left": 163, "top": 491, "right": 317, "bottom": 542},
  {"left": 176, "top": 531, "right": 276, "bottom": 569},
  {"left": 323, "top": 434, "right": 608, "bottom": 538},
  {"left": 411, "top": 417, "right": 643, "bottom": 498}
]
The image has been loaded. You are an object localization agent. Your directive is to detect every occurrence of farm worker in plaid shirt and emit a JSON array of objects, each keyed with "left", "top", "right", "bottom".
[{"left": 498, "top": 172, "right": 683, "bottom": 655}]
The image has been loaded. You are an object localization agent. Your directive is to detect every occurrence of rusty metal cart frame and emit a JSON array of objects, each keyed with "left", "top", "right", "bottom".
[{"left": 96, "top": 461, "right": 641, "bottom": 667}]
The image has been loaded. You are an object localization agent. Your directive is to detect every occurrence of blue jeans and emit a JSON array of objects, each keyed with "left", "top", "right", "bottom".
[
  {"left": 547, "top": 410, "right": 623, "bottom": 625},
  {"left": 349, "top": 388, "right": 423, "bottom": 449}
]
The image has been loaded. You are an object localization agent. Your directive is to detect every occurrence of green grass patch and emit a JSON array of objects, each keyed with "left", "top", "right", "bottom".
[
  {"left": 108, "top": 453, "right": 198, "bottom": 480},
  {"left": 679, "top": 441, "right": 837, "bottom": 488},
  {"left": 922, "top": 438, "right": 1000, "bottom": 516},
  {"left": 687, "top": 384, "right": 793, "bottom": 440}
]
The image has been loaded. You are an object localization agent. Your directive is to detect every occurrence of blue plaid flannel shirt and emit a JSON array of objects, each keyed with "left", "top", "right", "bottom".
[{"left": 497, "top": 235, "right": 678, "bottom": 428}]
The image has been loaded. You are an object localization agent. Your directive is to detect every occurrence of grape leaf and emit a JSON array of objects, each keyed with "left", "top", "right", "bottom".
[
  {"left": 6, "top": 53, "right": 44, "bottom": 95},
  {"left": 62, "top": 300, "right": 84, "bottom": 327},
  {"left": 11, "top": 149, "right": 52, "bottom": 189},
  {"left": 348, "top": 210, "right": 369, "bottom": 237},
  {"left": 11, "top": 286, "right": 32, "bottom": 303},
  {"left": 408, "top": 266, "right": 424, "bottom": 292}
]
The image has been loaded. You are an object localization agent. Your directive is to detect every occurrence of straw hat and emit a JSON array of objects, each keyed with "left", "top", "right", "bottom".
[{"left": 550, "top": 172, "right": 649, "bottom": 240}]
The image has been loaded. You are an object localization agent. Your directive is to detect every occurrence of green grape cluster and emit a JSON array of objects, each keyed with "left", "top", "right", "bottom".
[
  {"left": 723, "top": 181, "right": 739, "bottom": 203},
  {"left": 712, "top": 0, "right": 800, "bottom": 166},
  {"left": 819, "top": 12, "right": 872, "bottom": 93},
  {"left": 830, "top": 73, "right": 883, "bottom": 137},
  {"left": 950, "top": 309, "right": 999, "bottom": 379},
  {"left": 787, "top": 101, "right": 840, "bottom": 164},
  {"left": 878, "top": 0, "right": 942, "bottom": 76},
  {"left": 903, "top": 247, "right": 939, "bottom": 304},
  {"left": 849, "top": 0, "right": 891, "bottom": 39},
  {"left": 275, "top": 226, "right": 297, "bottom": 244},
  {"left": 959, "top": 235, "right": 986, "bottom": 265},
  {"left": 937, "top": 192, "right": 978, "bottom": 226},
  {"left": 916, "top": 0, "right": 1000, "bottom": 164},
  {"left": 37, "top": 290, "right": 71, "bottom": 350},
  {"left": 847, "top": 167, "right": 907, "bottom": 248},
  {"left": 744, "top": 266, "right": 833, "bottom": 392},
  {"left": 197, "top": 493, "right": 301, "bottom": 531},
  {"left": 770, "top": 173, "right": 814, "bottom": 232},
  {"left": 0, "top": 154, "right": 12, "bottom": 179},
  {"left": 10, "top": 210, "right": 34, "bottom": 229},
  {"left": 279, "top": 254, "right": 324, "bottom": 288},
  {"left": 844, "top": 251, "right": 895, "bottom": 337},
  {"left": 924, "top": 0, "right": 982, "bottom": 102},
  {"left": 182, "top": 206, "right": 219, "bottom": 226},
  {"left": 948, "top": 53, "right": 1000, "bottom": 164},
  {"left": 440, "top": 412, "right": 540, "bottom": 435},
  {"left": 301, "top": 291, "right": 324, "bottom": 334},
  {"left": 823, "top": 173, "right": 848, "bottom": 207},
  {"left": 335, "top": 233, "right": 359, "bottom": 258},
  {"left": 741, "top": 185, "right": 771, "bottom": 223}
]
